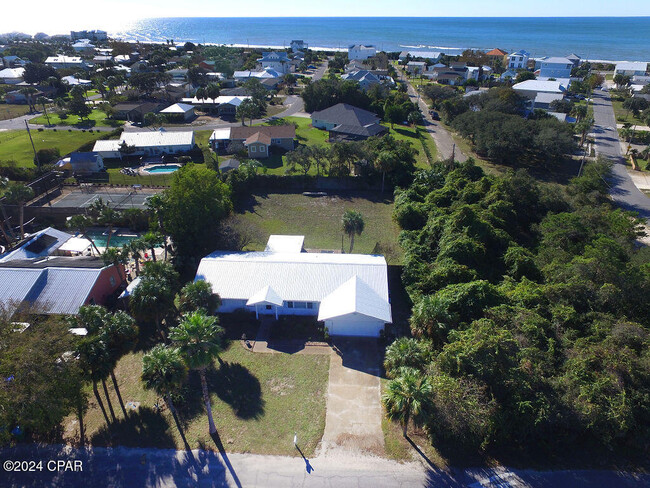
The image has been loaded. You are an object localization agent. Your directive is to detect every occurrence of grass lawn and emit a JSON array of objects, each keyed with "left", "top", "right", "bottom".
[
  {"left": 236, "top": 191, "right": 403, "bottom": 262},
  {"left": 252, "top": 116, "right": 435, "bottom": 175},
  {"left": 30, "top": 109, "right": 123, "bottom": 128},
  {"left": 612, "top": 100, "right": 647, "bottom": 126},
  {"left": 0, "top": 129, "right": 105, "bottom": 167},
  {"left": 0, "top": 103, "right": 30, "bottom": 121},
  {"left": 67, "top": 340, "right": 330, "bottom": 456}
]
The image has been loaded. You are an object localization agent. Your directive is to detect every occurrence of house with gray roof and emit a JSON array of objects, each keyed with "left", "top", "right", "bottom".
[
  {"left": 340, "top": 69, "right": 382, "bottom": 90},
  {"left": 311, "top": 103, "right": 387, "bottom": 141}
]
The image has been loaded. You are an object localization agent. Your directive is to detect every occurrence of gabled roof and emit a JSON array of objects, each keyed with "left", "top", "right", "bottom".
[
  {"left": 160, "top": 103, "right": 195, "bottom": 114},
  {"left": 0, "top": 67, "right": 24, "bottom": 78},
  {"left": 486, "top": 48, "right": 508, "bottom": 56},
  {"left": 512, "top": 79, "right": 566, "bottom": 93},
  {"left": 318, "top": 275, "right": 392, "bottom": 322},
  {"left": 341, "top": 70, "right": 381, "bottom": 83},
  {"left": 246, "top": 285, "right": 283, "bottom": 306},
  {"left": 195, "top": 251, "right": 390, "bottom": 306},
  {"left": 258, "top": 51, "right": 291, "bottom": 63},
  {"left": 540, "top": 57, "right": 573, "bottom": 65},
  {"left": 311, "top": 103, "right": 380, "bottom": 127},
  {"left": 0, "top": 227, "right": 72, "bottom": 263},
  {"left": 230, "top": 124, "right": 296, "bottom": 140},
  {"left": 616, "top": 61, "right": 648, "bottom": 72},
  {"left": 245, "top": 132, "right": 272, "bottom": 146},
  {"left": 330, "top": 123, "right": 387, "bottom": 138}
]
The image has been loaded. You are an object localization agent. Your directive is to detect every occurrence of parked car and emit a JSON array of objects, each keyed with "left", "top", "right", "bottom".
[{"left": 429, "top": 110, "right": 440, "bottom": 120}]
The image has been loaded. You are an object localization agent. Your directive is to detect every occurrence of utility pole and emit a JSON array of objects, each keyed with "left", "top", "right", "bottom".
[{"left": 25, "top": 120, "right": 39, "bottom": 168}]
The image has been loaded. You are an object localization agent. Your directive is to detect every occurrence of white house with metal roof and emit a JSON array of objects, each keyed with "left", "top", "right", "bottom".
[
  {"left": 615, "top": 61, "right": 648, "bottom": 77},
  {"left": 195, "top": 236, "right": 392, "bottom": 337},
  {"left": 92, "top": 129, "right": 195, "bottom": 159},
  {"left": 348, "top": 45, "right": 376, "bottom": 61}
]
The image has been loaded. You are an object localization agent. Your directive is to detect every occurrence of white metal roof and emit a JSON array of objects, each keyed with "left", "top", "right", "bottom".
[
  {"left": 195, "top": 251, "right": 390, "bottom": 306},
  {"left": 120, "top": 130, "right": 194, "bottom": 148},
  {"left": 45, "top": 56, "right": 84, "bottom": 64},
  {"left": 616, "top": 61, "right": 648, "bottom": 72},
  {"left": 246, "top": 285, "right": 283, "bottom": 306},
  {"left": 0, "top": 227, "right": 72, "bottom": 263},
  {"left": 92, "top": 140, "right": 122, "bottom": 152},
  {"left": 209, "top": 128, "right": 232, "bottom": 141},
  {"left": 318, "top": 275, "right": 392, "bottom": 322},
  {"left": 160, "top": 103, "right": 195, "bottom": 114},
  {"left": 58, "top": 237, "right": 93, "bottom": 254},
  {"left": 0, "top": 67, "right": 24, "bottom": 78},
  {"left": 512, "top": 79, "right": 566, "bottom": 93},
  {"left": 264, "top": 235, "right": 304, "bottom": 254}
]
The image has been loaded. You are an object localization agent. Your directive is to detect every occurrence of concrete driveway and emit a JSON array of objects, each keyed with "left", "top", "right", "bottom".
[{"left": 319, "top": 338, "right": 384, "bottom": 456}]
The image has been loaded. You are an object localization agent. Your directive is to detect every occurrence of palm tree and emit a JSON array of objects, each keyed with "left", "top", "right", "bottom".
[
  {"left": 76, "top": 334, "right": 115, "bottom": 424},
  {"left": 126, "top": 238, "right": 149, "bottom": 275},
  {"left": 130, "top": 276, "right": 175, "bottom": 340},
  {"left": 37, "top": 96, "right": 51, "bottom": 126},
  {"left": 98, "top": 205, "right": 121, "bottom": 248},
  {"left": 382, "top": 367, "right": 433, "bottom": 437},
  {"left": 169, "top": 311, "right": 224, "bottom": 434},
  {"left": 102, "top": 247, "right": 128, "bottom": 282},
  {"left": 67, "top": 214, "right": 101, "bottom": 255},
  {"left": 19, "top": 87, "right": 38, "bottom": 113},
  {"left": 141, "top": 345, "right": 188, "bottom": 437},
  {"left": 4, "top": 184, "right": 34, "bottom": 239},
  {"left": 145, "top": 194, "right": 168, "bottom": 260},
  {"left": 341, "top": 210, "right": 365, "bottom": 253},
  {"left": 101, "top": 311, "right": 138, "bottom": 417},
  {"left": 142, "top": 231, "right": 164, "bottom": 262},
  {"left": 384, "top": 338, "right": 431, "bottom": 378},
  {"left": 375, "top": 150, "right": 397, "bottom": 193},
  {"left": 178, "top": 280, "right": 221, "bottom": 314}
]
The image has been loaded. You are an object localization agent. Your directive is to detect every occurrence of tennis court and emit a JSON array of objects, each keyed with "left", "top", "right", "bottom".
[{"left": 51, "top": 186, "right": 162, "bottom": 209}]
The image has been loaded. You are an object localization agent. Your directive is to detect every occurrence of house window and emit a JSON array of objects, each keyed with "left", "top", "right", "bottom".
[
  {"left": 251, "top": 146, "right": 256, "bottom": 153},
  {"left": 307, "top": 302, "right": 313, "bottom": 309},
  {"left": 265, "top": 305, "right": 272, "bottom": 310},
  {"left": 287, "top": 301, "right": 294, "bottom": 308}
]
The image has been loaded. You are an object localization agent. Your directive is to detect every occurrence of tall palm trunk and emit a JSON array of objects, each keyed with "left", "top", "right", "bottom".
[
  {"left": 110, "top": 370, "right": 128, "bottom": 417},
  {"left": 82, "top": 231, "right": 101, "bottom": 256},
  {"left": 349, "top": 233, "right": 355, "bottom": 254},
  {"left": 102, "top": 378, "right": 117, "bottom": 422},
  {"left": 93, "top": 381, "right": 110, "bottom": 424},
  {"left": 0, "top": 220, "right": 11, "bottom": 245},
  {"left": 0, "top": 203, "right": 15, "bottom": 240},
  {"left": 42, "top": 104, "right": 51, "bottom": 126},
  {"left": 150, "top": 246, "right": 157, "bottom": 262},
  {"left": 199, "top": 368, "right": 217, "bottom": 434},
  {"left": 106, "top": 225, "right": 113, "bottom": 248}
]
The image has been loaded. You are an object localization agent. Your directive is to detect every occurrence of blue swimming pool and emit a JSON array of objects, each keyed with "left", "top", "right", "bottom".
[{"left": 145, "top": 164, "right": 181, "bottom": 174}]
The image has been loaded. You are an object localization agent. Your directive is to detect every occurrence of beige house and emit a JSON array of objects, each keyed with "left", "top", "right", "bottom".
[{"left": 210, "top": 125, "right": 296, "bottom": 159}]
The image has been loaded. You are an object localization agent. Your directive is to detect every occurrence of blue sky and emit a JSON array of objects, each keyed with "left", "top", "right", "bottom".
[{"left": 1, "top": 0, "right": 649, "bottom": 35}]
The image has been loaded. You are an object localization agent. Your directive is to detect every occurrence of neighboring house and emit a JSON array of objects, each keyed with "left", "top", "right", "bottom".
[
  {"left": 508, "top": 50, "right": 530, "bottom": 69},
  {"left": 0, "top": 67, "right": 25, "bottom": 84},
  {"left": 0, "top": 227, "right": 73, "bottom": 263},
  {"left": 566, "top": 53, "right": 582, "bottom": 67},
  {"left": 399, "top": 51, "right": 442, "bottom": 63},
  {"left": 258, "top": 51, "right": 292, "bottom": 75},
  {"left": 4, "top": 88, "right": 44, "bottom": 104},
  {"left": 2, "top": 56, "right": 28, "bottom": 67},
  {"left": 194, "top": 235, "right": 392, "bottom": 337},
  {"left": 160, "top": 102, "right": 196, "bottom": 121},
  {"left": 537, "top": 57, "right": 574, "bottom": 79},
  {"left": 406, "top": 61, "right": 427, "bottom": 75},
  {"left": 55, "top": 152, "right": 105, "bottom": 174},
  {"left": 61, "top": 75, "right": 92, "bottom": 86},
  {"left": 166, "top": 68, "right": 188, "bottom": 82},
  {"left": 92, "top": 129, "right": 195, "bottom": 159},
  {"left": 209, "top": 125, "right": 296, "bottom": 158},
  {"left": 219, "top": 158, "right": 240, "bottom": 173},
  {"left": 181, "top": 95, "right": 253, "bottom": 116},
  {"left": 111, "top": 101, "right": 165, "bottom": 123},
  {"left": 500, "top": 69, "right": 518, "bottom": 80},
  {"left": 533, "top": 92, "right": 565, "bottom": 110},
  {"left": 92, "top": 55, "right": 113, "bottom": 65},
  {"left": 311, "top": 103, "right": 387, "bottom": 141},
  {"left": 512, "top": 79, "right": 567, "bottom": 100},
  {"left": 0, "top": 256, "right": 124, "bottom": 316},
  {"left": 233, "top": 67, "right": 282, "bottom": 84},
  {"left": 486, "top": 48, "right": 508, "bottom": 66},
  {"left": 340, "top": 69, "right": 382, "bottom": 90},
  {"left": 348, "top": 45, "right": 376, "bottom": 61},
  {"left": 290, "top": 40, "right": 308, "bottom": 52},
  {"left": 199, "top": 60, "right": 217, "bottom": 71},
  {"left": 71, "top": 30, "right": 108, "bottom": 42},
  {"left": 72, "top": 40, "right": 95, "bottom": 53},
  {"left": 45, "top": 56, "right": 88, "bottom": 70},
  {"left": 466, "top": 66, "right": 480, "bottom": 81},
  {"left": 615, "top": 61, "right": 648, "bottom": 77}
]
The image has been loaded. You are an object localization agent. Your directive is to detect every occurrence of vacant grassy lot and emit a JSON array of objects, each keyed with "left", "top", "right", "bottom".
[
  {"left": 0, "top": 129, "right": 105, "bottom": 167},
  {"left": 0, "top": 103, "right": 31, "bottom": 121},
  {"left": 30, "top": 109, "right": 122, "bottom": 128},
  {"left": 67, "top": 340, "right": 329, "bottom": 456},
  {"left": 612, "top": 100, "right": 647, "bottom": 126},
  {"left": 236, "top": 191, "right": 403, "bottom": 261},
  {"left": 250, "top": 116, "right": 435, "bottom": 175}
]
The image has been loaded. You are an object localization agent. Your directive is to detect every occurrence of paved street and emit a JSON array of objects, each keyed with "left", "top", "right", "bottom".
[
  {"left": 2, "top": 444, "right": 649, "bottom": 488},
  {"left": 591, "top": 89, "right": 650, "bottom": 223},
  {"left": 400, "top": 72, "right": 467, "bottom": 162}
]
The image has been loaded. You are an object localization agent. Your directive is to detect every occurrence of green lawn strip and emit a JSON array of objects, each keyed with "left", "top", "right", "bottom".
[
  {"left": 73, "top": 342, "right": 330, "bottom": 456},
  {"left": 0, "top": 103, "right": 31, "bottom": 121},
  {"left": 611, "top": 100, "right": 646, "bottom": 126},
  {"left": 30, "top": 109, "right": 122, "bottom": 128},
  {"left": 0, "top": 129, "right": 105, "bottom": 167},
  {"left": 236, "top": 191, "right": 403, "bottom": 261}
]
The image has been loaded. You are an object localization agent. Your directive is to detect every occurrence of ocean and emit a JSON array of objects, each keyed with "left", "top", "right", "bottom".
[{"left": 111, "top": 17, "right": 650, "bottom": 62}]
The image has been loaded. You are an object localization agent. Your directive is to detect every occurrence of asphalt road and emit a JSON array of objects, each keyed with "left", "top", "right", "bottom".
[
  {"left": 2, "top": 444, "right": 649, "bottom": 488},
  {"left": 591, "top": 89, "right": 650, "bottom": 223}
]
